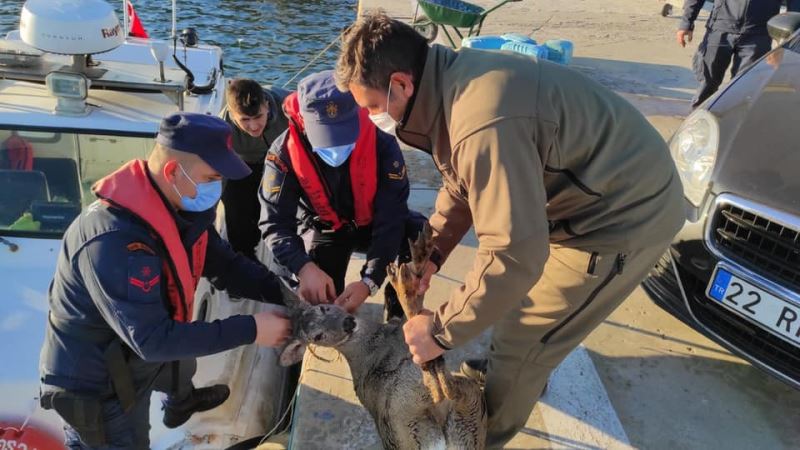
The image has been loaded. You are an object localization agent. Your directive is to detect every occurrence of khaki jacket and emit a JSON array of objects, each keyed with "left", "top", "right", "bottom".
[{"left": 396, "top": 45, "right": 685, "bottom": 349}]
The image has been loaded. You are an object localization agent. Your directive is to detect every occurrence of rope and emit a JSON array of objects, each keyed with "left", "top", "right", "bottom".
[
  {"left": 254, "top": 344, "right": 342, "bottom": 446},
  {"left": 281, "top": 30, "right": 346, "bottom": 88},
  {"left": 256, "top": 382, "right": 300, "bottom": 447}
]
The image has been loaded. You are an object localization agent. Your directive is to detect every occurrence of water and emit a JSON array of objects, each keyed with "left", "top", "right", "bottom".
[{"left": 0, "top": 0, "right": 357, "bottom": 88}]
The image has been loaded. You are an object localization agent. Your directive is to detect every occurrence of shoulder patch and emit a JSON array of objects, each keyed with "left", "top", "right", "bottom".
[
  {"left": 387, "top": 164, "right": 407, "bottom": 181},
  {"left": 127, "top": 241, "right": 155, "bottom": 255},
  {"left": 127, "top": 255, "right": 162, "bottom": 302},
  {"left": 266, "top": 153, "right": 288, "bottom": 173}
]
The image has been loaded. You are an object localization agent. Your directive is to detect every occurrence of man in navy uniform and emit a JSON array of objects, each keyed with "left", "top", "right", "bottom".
[
  {"left": 678, "top": 0, "right": 800, "bottom": 108},
  {"left": 259, "top": 70, "right": 425, "bottom": 317},
  {"left": 39, "top": 113, "right": 292, "bottom": 449}
]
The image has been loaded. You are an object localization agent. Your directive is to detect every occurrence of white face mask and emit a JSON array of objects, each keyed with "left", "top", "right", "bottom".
[{"left": 368, "top": 81, "right": 398, "bottom": 136}]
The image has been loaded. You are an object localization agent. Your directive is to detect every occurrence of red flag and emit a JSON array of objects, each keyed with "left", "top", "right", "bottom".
[{"left": 126, "top": 0, "right": 149, "bottom": 38}]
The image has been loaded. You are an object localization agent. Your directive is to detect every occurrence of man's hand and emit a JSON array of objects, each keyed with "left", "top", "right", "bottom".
[
  {"left": 334, "top": 281, "right": 370, "bottom": 312},
  {"left": 253, "top": 310, "right": 291, "bottom": 347},
  {"left": 403, "top": 310, "right": 445, "bottom": 365},
  {"left": 298, "top": 262, "right": 335, "bottom": 304},
  {"left": 416, "top": 261, "right": 438, "bottom": 296},
  {"left": 676, "top": 29, "right": 693, "bottom": 48}
]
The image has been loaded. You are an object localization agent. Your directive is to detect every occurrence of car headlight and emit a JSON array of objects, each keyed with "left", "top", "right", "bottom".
[{"left": 669, "top": 109, "right": 719, "bottom": 207}]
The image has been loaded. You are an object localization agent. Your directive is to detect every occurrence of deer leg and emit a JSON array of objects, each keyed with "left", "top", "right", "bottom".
[
  {"left": 408, "top": 222, "right": 434, "bottom": 277},
  {"left": 387, "top": 225, "right": 459, "bottom": 405},
  {"left": 387, "top": 262, "right": 444, "bottom": 403}
]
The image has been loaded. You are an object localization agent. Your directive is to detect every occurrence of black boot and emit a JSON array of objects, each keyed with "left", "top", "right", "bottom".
[
  {"left": 162, "top": 384, "right": 230, "bottom": 429},
  {"left": 384, "top": 283, "right": 405, "bottom": 322}
]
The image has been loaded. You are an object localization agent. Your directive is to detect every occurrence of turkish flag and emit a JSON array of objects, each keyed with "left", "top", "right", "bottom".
[{"left": 126, "top": 0, "right": 149, "bottom": 38}]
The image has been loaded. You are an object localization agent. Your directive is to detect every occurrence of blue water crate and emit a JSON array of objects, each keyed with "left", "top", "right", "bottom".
[
  {"left": 501, "top": 33, "right": 537, "bottom": 45},
  {"left": 461, "top": 35, "right": 508, "bottom": 50},
  {"left": 544, "top": 39, "right": 574, "bottom": 65},
  {"left": 500, "top": 41, "right": 549, "bottom": 59}
]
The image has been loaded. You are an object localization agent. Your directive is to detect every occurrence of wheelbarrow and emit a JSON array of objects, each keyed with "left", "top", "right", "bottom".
[{"left": 411, "top": 0, "right": 522, "bottom": 48}]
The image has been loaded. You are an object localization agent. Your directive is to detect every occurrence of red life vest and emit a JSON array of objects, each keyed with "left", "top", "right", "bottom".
[
  {"left": 93, "top": 160, "right": 206, "bottom": 322},
  {"left": 282, "top": 92, "right": 377, "bottom": 231},
  {"left": 1, "top": 134, "right": 33, "bottom": 171}
]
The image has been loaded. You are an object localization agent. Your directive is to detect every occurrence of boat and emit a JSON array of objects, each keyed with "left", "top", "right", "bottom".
[{"left": 0, "top": 1, "right": 294, "bottom": 448}]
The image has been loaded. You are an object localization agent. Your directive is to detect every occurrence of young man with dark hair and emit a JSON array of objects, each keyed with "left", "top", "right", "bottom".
[
  {"left": 222, "top": 79, "right": 290, "bottom": 261},
  {"left": 259, "top": 70, "right": 425, "bottom": 318},
  {"left": 336, "top": 11, "right": 685, "bottom": 447}
]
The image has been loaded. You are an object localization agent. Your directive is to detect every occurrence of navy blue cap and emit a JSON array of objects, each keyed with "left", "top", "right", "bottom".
[
  {"left": 298, "top": 70, "right": 359, "bottom": 149},
  {"left": 156, "top": 112, "right": 251, "bottom": 180}
]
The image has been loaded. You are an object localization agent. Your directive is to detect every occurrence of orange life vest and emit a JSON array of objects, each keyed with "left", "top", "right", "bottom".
[
  {"left": 93, "top": 160, "right": 206, "bottom": 322},
  {"left": 282, "top": 92, "right": 377, "bottom": 231}
]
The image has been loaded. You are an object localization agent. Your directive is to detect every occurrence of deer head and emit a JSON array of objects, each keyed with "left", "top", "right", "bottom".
[{"left": 277, "top": 279, "right": 358, "bottom": 366}]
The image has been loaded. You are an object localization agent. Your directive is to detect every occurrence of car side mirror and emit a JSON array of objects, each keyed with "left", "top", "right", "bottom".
[{"left": 768, "top": 12, "right": 800, "bottom": 43}]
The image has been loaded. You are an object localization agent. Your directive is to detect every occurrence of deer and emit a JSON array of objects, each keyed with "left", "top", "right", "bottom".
[{"left": 278, "top": 223, "right": 486, "bottom": 450}]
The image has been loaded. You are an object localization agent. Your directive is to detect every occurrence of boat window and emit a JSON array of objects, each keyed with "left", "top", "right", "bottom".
[{"left": 0, "top": 129, "right": 153, "bottom": 238}]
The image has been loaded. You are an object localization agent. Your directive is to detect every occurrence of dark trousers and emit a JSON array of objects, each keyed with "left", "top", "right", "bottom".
[
  {"left": 61, "top": 359, "right": 196, "bottom": 449},
  {"left": 692, "top": 30, "right": 771, "bottom": 108},
  {"left": 221, "top": 162, "right": 265, "bottom": 261},
  {"left": 306, "top": 211, "right": 427, "bottom": 318}
]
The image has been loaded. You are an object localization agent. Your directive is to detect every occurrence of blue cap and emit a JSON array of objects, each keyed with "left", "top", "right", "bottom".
[
  {"left": 298, "top": 70, "right": 359, "bottom": 149},
  {"left": 156, "top": 112, "right": 251, "bottom": 180}
]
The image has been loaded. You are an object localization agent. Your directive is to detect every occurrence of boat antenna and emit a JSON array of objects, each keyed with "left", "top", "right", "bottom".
[
  {"left": 122, "top": 0, "right": 128, "bottom": 41},
  {"left": 171, "top": 0, "right": 177, "bottom": 41}
]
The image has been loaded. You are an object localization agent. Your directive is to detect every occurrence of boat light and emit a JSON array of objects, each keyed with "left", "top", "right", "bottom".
[{"left": 46, "top": 71, "right": 91, "bottom": 116}]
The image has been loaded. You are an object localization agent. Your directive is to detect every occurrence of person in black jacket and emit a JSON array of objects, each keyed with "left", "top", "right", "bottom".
[
  {"left": 259, "top": 70, "right": 425, "bottom": 318},
  {"left": 678, "top": 0, "right": 800, "bottom": 108},
  {"left": 39, "top": 113, "right": 292, "bottom": 449},
  {"left": 221, "top": 79, "right": 290, "bottom": 261}
]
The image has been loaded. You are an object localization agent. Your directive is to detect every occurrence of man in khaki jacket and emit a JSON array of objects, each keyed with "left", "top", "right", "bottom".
[{"left": 336, "top": 11, "right": 685, "bottom": 447}]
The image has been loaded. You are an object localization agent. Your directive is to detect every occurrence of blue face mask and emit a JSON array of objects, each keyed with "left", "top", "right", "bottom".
[
  {"left": 313, "top": 143, "right": 356, "bottom": 167},
  {"left": 172, "top": 163, "right": 223, "bottom": 212}
]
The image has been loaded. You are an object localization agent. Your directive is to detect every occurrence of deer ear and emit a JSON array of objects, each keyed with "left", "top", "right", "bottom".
[
  {"left": 279, "top": 278, "right": 308, "bottom": 311},
  {"left": 279, "top": 339, "right": 306, "bottom": 366}
]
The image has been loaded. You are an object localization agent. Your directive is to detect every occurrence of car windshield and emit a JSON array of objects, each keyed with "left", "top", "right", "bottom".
[{"left": 0, "top": 129, "right": 154, "bottom": 238}]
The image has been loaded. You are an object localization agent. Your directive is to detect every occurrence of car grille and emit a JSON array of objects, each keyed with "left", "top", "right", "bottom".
[
  {"left": 653, "top": 254, "right": 800, "bottom": 384},
  {"left": 711, "top": 203, "right": 800, "bottom": 293}
]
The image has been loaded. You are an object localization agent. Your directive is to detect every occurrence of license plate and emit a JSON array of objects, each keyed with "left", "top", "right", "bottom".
[{"left": 707, "top": 267, "right": 800, "bottom": 348}]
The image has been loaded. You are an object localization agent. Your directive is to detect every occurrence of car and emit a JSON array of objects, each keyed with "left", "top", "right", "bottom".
[{"left": 643, "top": 12, "right": 800, "bottom": 390}]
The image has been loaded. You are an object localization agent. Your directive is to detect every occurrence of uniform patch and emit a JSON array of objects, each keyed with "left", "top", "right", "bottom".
[
  {"left": 127, "top": 241, "right": 155, "bottom": 255},
  {"left": 128, "top": 255, "right": 162, "bottom": 301},
  {"left": 266, "top": 153, "right": 288, "bottom": 173},
  {"left": 262, "top": 167, "right": 286, "bottom": 201},
  {"left": 387, "top": 165, "right": 407, "bottom": 181}
]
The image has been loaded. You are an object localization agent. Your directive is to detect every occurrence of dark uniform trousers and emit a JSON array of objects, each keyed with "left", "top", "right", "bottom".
[
  {"left": 51, "top": 359, "right": 196, "bottom": 450},
  {"left": 692, "top": 29, "right": 771, "bottom": 108},
  {"left": 222, "top": 162, "right": 265, "bottom": 261}
]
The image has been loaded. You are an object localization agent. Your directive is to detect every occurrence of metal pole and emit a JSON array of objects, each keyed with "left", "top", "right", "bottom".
[
  {"left": 172, "top": 0, "right": 177, "bottom": 40},
  {"left": 122, "top": 0, "right": 128, "bottom": 40}
]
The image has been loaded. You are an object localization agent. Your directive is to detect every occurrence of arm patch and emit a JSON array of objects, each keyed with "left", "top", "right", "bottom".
[
  {"left": 127, "top": 255, "right": 162, "bottom": 302},
  {"left": 127, "top": 241, "right": 155, "bottom": 255},
  {"left": 266, "top": 153, "right": 288, "bottom": 173}
]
